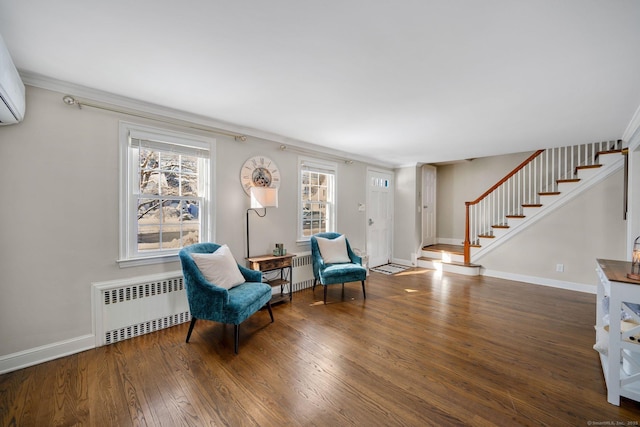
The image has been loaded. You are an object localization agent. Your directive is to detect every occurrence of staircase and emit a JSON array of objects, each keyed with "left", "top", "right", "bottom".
[
  {"left": 418, "top": 244, "right": 481, "bottom": 276},
  {"left": 417, "top": 140, "right": 626, "bottom": 276}
]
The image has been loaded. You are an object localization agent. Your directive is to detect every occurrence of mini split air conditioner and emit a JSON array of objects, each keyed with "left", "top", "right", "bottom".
[{"left": 0, "top": 34, "right": 25, "bottom": 125}]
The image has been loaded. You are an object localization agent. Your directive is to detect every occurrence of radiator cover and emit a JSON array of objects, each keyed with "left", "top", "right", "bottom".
[
  {"left": 92, "top": 253, "right": 314, "bottom": 347},
  {"left": 92, "top": 271, "right": 189, "bottom": 346}
]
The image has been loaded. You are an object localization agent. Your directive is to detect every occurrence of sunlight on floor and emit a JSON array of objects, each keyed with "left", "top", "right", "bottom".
[
  {"left": 395, "top": 269, "right": 429, "bottom": 277},
  {"left": 395, "top": 267, "right": 443, "bottom": 279}
]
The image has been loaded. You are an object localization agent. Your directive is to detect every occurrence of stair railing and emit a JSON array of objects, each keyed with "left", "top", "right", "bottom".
[{"left": 463, "top": 141, "right": 620, "bottom": 263}]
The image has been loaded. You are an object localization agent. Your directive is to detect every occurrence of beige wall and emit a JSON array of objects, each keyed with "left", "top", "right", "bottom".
[
  {"left": 478, "top": 170, "right": 627, "bottom": 286},
  {"left": 0, "top": 85, "right": 371, "bottom": 357},
  {"left": 393, "top": 165, "right": 420, "bottom": 264},
  {"left": 436, "top": 152, "right": 533, "bottom": 241}
]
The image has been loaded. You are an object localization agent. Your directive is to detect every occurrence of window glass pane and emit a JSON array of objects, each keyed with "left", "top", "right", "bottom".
[
  {"left": 300, "top": 164, "right": 335, "bottom": 238},
  {"left": 140, "top": 149, "right": 161, "bottom": 195},
  {"left": 139, "top": 149, "right": 201, "bottom": 197},
  {"left": 138, "top": 225, "right": 160, "bottom": 251},
  {"left": 136, "top": 198, "right": 201, "bottom": 253},
  {"left": 138, "top": 198, "right": 161, "bottom": 224},
  {"left": 180, "top": 155, "right": 199, "bottom": 196},
  {"left": 182, "top": 222, "right": 200, "bottom": 247},
  {"left": 160, "top": 224, "right": 182, "bottom": 248}
]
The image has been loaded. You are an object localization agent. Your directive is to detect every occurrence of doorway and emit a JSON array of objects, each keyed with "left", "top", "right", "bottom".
[
  {"left": 421, "top": 165, "right": 437, "bottom": 247},
  {"left": 366, "top": 169, "right": 393, "bottom": 267}
]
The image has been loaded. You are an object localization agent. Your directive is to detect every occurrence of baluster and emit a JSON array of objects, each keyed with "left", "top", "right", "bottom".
[
  {"left": 551, "top": 147, "right": 556, "bottom": 190},
  {"left": 528, "top": 161, "right": 532, "bottom": 204},
  {"left": 517, "top": 171, "right": 520, "bottom": 215},
  {"left": 577, "top": 144, "right": 581, "bottom": 169},
  {"left": 571, "top": 145, "right": 574, "bottom": 177}
]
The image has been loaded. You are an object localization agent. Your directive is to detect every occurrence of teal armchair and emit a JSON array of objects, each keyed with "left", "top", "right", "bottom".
[
  {"left": 310, "top": 232, "right": 367, "bottom": 304},
  {"left": 179, "top": 243, "right": 274, "bottom": 354}
]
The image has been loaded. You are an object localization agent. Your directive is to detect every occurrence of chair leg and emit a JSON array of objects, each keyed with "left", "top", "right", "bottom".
[
  {"left": 361, "top": 280, "right": 366, "bottom": 299},
  {"left": 266, "top": 301, "right": 274, "bottom": 322},
  {"left": 324, "top": 285, "right": 327, "bottom": 304},
  {"left": 341, "top": 283, "right": 345, "bottom": 299},
  {"left": 313, "top": 278, "right": 317, "bottom": 291},
  {"left": 186, "top": 317, "right": 197, "bottom": 343},
  {"left": 234, "top": 324, "right": 239, "bottom": 354}
]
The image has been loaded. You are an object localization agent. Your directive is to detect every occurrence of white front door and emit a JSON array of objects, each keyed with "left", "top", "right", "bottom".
[
  {"left": 422, "top": 165, "right": 437, "bottom": 247},
  {"left": 366, "top": 169, "right": 393, "bottom": 268}
]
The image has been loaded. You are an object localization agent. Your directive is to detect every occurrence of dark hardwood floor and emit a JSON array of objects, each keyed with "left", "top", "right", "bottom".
[{"left": 2, "top": 268, "right": 640, "bottom": 426}]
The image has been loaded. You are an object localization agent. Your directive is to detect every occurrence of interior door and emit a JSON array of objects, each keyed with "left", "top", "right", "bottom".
[
  {"left": 366, "top": 169, "right": 393, "bottom": 268},
  {"left": 422, "top": 165, "right": 437, "bottom": 247}
]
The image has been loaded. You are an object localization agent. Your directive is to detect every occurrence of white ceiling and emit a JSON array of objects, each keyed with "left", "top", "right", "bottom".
[{"left": 2, "top": 0, "right": 640, "bottom": 166}]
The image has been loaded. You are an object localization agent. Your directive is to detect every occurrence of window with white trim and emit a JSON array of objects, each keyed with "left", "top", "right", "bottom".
[
  {"left": 119, "top": 122, "right": 214, "bottom": 266},
  {"left": 298, "top": 157, "right": 337, "bottom": 241}
]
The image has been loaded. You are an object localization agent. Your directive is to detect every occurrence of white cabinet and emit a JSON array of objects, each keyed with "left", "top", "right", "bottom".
[{"left": 595, "top": 259, "right": 640, "bottom": 405}]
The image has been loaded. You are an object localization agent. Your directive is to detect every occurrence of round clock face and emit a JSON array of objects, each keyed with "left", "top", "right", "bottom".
[{"left": 241, "top": 156, "right": 281, "bottom": 195}]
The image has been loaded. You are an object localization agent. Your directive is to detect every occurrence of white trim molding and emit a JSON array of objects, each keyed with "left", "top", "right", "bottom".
[
  {"left": 482, "top": 268, "right": 596, "bottom": 294},
  {"left": 623, "top": 103, "right": 640, "bottom": 144},
  {"left": 0, "top": 334, "right": 95, "bottom": 375}
]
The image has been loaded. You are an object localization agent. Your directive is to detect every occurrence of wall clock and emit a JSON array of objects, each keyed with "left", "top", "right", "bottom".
[{"left": 240, "top": 156, "right": 281, "bottom": 195}]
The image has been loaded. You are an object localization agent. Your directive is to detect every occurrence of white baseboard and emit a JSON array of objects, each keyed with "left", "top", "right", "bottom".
[
  {"left": 391, "top": 258, "right": 413, "bottom": 267},
  {"left": 0, "top": 334, "right": 95, "bottom": 374},
  {"left": 482, "top": 269, "right": 596, "bottom": 294}
]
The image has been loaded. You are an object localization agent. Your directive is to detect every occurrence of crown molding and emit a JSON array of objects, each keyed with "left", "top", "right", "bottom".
[
  {"left": 623, "top": 103, "right": 640, "bottom": 148},
  {"left": 19, "top": 71, "right": 396, "bottom": 169}
]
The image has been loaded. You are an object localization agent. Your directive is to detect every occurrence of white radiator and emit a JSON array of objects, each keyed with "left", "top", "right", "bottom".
[
  {"left": 92, "top": 271, "right": 189, "bottom": 346},
  {"left": 92, "top": 254, "right": 315, "bottom": 347},
  {"left": 291, "top": 252, "right": 315, "bottom": 292}
]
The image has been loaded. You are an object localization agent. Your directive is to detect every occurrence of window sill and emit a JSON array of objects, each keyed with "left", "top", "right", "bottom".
[{"left": 117, "top": 253, "right": 180, "bottom": 268}]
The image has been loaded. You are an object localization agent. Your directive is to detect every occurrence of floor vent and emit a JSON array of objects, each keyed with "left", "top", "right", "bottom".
[{"left": 93, "top": 271, "right": 190, "bottom": 346}]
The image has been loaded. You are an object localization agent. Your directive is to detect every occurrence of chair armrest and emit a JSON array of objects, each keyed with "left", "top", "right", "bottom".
[
  {"left": 348, "top": 247, "right": 362, "bottom": 265},
  {"left": 186, "top": 277, "right": 230, "bottom": 315},
  {"left": 238, "top": 264, "right": 262, "bottom": 282}
]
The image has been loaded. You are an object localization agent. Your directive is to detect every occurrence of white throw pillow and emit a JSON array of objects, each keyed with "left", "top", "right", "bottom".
[
  {"left": 316, "top": 235, "right": 351, "bottom": 264},
  {"left": 191, "top": 245, "right": 245, "bottom": 290}
]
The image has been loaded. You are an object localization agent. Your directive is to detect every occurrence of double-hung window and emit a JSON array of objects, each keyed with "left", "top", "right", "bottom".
[
  {"left": 298, "top": 157, "right": 337, "bottom": 241},
  {"left": 119, "top": 122, "right": 214, "bottom": 266}
]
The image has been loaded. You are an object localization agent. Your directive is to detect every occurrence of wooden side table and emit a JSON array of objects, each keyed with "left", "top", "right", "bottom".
[{"left": 246, "top": 254, "right": 295, "bottom": 304}]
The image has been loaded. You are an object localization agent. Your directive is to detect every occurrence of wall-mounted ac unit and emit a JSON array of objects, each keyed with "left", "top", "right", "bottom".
[{"left": 0, "top": 34, "right": 25, "bottom": 125}]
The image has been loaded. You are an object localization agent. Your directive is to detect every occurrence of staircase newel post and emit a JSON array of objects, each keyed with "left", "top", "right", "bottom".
[{"left": 464, "top": 202, "right": 471, "bottom": 264}]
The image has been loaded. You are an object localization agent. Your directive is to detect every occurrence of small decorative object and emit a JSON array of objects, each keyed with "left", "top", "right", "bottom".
[
  {"left": 274, "top": 243, "right": 284, "bottom": 256},
  {"left": 629, "top": 236, "right": 640, "bottom": 281}
]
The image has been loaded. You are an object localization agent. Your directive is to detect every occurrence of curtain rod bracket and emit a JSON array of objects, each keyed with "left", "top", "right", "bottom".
[
  {"left": 63, "top": 95, "right": 81, "bottom": 109},
  {"left": 61, "top": 94, "right": 247, "bottom": 139}
]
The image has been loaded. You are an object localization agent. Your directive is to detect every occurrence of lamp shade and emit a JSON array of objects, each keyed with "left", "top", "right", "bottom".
[{"left": 250, "top": 186, "right": 278, "bottom": 209}]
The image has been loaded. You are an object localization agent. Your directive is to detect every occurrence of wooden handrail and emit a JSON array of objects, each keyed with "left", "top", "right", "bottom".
[
  {"left": 463, "top": 149, "right": 544, "bottom": 263},
  {"left": 466, "top": 150, "right": 544, "bottom": 206}
]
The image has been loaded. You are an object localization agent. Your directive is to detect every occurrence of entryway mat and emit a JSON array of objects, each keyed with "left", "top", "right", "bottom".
[{"left": 370, "top": 264, "right": 409, "bottom": 275}]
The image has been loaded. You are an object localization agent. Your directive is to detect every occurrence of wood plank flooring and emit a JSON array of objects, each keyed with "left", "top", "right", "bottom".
[{"left": 2, "top": 268, "right": 640, "bottom": 426}]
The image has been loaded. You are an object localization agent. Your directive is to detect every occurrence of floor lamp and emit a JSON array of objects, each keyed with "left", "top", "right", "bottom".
[{"left": 246, "top": 186, "right": 279, "bottom": 258}]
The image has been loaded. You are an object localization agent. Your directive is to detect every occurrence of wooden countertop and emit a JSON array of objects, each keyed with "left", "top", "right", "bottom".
[
  {"left": 597, "top": 258, "right": 640, "bottom": 285},
  {"left": 246, "top": 253, "right": 295, "bottom": 263}
]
